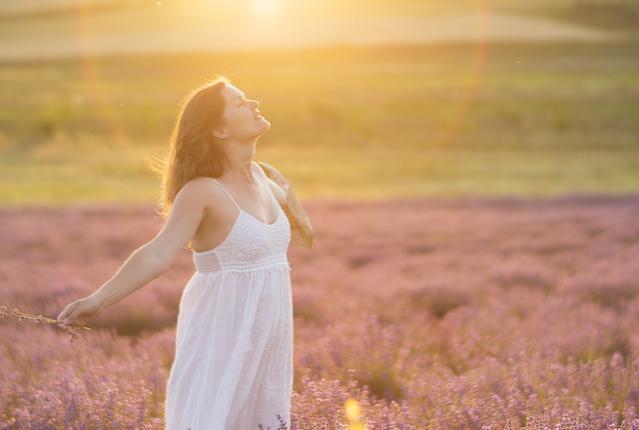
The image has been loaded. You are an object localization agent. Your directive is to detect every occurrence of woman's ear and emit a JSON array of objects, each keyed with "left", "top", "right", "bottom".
[{"left": 211, "top": 127, "right": 228, "bottom": 140}]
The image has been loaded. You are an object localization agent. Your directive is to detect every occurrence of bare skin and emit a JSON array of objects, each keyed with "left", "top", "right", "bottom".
[{"left": 56, "top": 83, "right": 313, "bottom": 330}]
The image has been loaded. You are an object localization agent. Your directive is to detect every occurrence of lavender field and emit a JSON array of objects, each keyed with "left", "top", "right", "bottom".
[{"left": 1, "top": 194, "right": 638, "bottom": 429}]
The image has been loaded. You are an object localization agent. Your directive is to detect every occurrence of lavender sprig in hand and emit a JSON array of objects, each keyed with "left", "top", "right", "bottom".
[{"left": 0, "top": 305, "right": 92, "bottom": 342}]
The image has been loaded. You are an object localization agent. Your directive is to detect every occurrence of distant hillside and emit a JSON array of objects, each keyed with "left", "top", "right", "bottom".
[
  {"left": 1, "top": 0, "right": 638, "bottom": 31},
  {"left": 0, "top": 0, "right": 145, "bottom": 17},
  {"left": 0, "top": 1, "right": 630, "bottom": 61}
]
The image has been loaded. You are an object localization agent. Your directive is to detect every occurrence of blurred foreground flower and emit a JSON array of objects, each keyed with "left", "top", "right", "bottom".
[
  {"left": 344, "top": 398, "right": 368, "bottom": 430},
  {"left": 0, "top": 305, "right": 91, "bottom": 342}
]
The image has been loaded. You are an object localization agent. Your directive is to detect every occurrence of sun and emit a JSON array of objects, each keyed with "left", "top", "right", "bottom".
[{"left": 251, "top": 0, "right": 281, "bottom": 17}]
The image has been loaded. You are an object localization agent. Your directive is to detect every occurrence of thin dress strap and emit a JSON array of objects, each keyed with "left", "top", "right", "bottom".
[{"left": 212, "top": 178, "right": 241, "bottom": 210}]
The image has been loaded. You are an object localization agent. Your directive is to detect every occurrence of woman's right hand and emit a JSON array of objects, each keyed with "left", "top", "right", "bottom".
[{"left": 57, "top": 294, "right": 103, "bottom": 328}]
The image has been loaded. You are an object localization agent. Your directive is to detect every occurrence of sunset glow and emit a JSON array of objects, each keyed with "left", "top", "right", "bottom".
[{"left": 251, "top": 0, "right": 281, "bottom": 17}]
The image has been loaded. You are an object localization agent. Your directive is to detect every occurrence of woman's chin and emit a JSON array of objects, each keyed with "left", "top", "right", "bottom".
[
  {"left": 258, "top": 117, "right": 271, "bottom": 129},
  {"left": 253, "top": 119, "right": 271, "bottom": 136}
]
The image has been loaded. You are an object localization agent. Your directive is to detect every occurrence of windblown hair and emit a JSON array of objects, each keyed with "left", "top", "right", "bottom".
[{"left": 150, "top": 75, "right": 231, "bottom": 220}]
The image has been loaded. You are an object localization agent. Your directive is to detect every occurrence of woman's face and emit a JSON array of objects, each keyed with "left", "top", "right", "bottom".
[{"left": 215, "top": 83, "right": 270, "bottom": 142}]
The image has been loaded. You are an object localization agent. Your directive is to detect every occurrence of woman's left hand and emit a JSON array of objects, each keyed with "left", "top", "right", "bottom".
[
  {"left": 257, "top": 161, "right": 314, "bottom": 249},
  {"left": 258, "top": 161, "right": 290, "bottom": 190}
]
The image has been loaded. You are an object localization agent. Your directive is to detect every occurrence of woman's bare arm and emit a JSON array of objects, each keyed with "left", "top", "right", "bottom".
[
  {"left": 57, "top": 179, "right": 208, "bottom": 325},
  {"left": 91, "top": 180, "right": 209, "bottom": 309}
]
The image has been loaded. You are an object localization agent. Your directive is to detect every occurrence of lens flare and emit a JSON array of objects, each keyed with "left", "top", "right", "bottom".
[
  {"left": 73, "top": 3, "right": 127, "bottom": 146},
  {"left": 344, "top": 398, "right": 367, "bottom": 429}
]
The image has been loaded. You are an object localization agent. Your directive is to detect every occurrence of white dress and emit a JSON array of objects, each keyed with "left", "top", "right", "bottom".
[{"left": 165, "top": 178, "right": 293, "bottom": 430}]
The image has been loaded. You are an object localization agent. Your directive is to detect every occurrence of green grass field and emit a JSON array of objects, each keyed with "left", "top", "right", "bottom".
[{"left": 1, "top": 2, "right": 638, "bottom": 206}]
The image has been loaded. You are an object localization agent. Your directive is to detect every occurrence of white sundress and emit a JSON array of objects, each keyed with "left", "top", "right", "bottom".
[{"left": 165, "top": 178, "right": 294, "bottom": 430}]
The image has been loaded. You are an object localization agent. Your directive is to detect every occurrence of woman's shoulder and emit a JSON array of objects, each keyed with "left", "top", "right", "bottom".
[
  {"left": 181, "top": 176, "right": 222, "bottom": 193},
  {"left": 178, "top": 176, "right": 228, "bottom": 206}
]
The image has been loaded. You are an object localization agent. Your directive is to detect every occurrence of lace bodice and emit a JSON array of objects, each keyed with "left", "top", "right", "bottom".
[{"left": 192, "top": 178, "right": 292, "bottom": 274}]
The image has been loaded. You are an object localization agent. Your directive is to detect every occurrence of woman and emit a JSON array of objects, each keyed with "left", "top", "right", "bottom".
[{"left": 56, "top": 75, "right": 314, "bottom": 429}]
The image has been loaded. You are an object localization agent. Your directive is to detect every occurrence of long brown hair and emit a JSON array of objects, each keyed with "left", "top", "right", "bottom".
[{"left": 150, "top": 75, "right": 231, "bottom": 220}]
